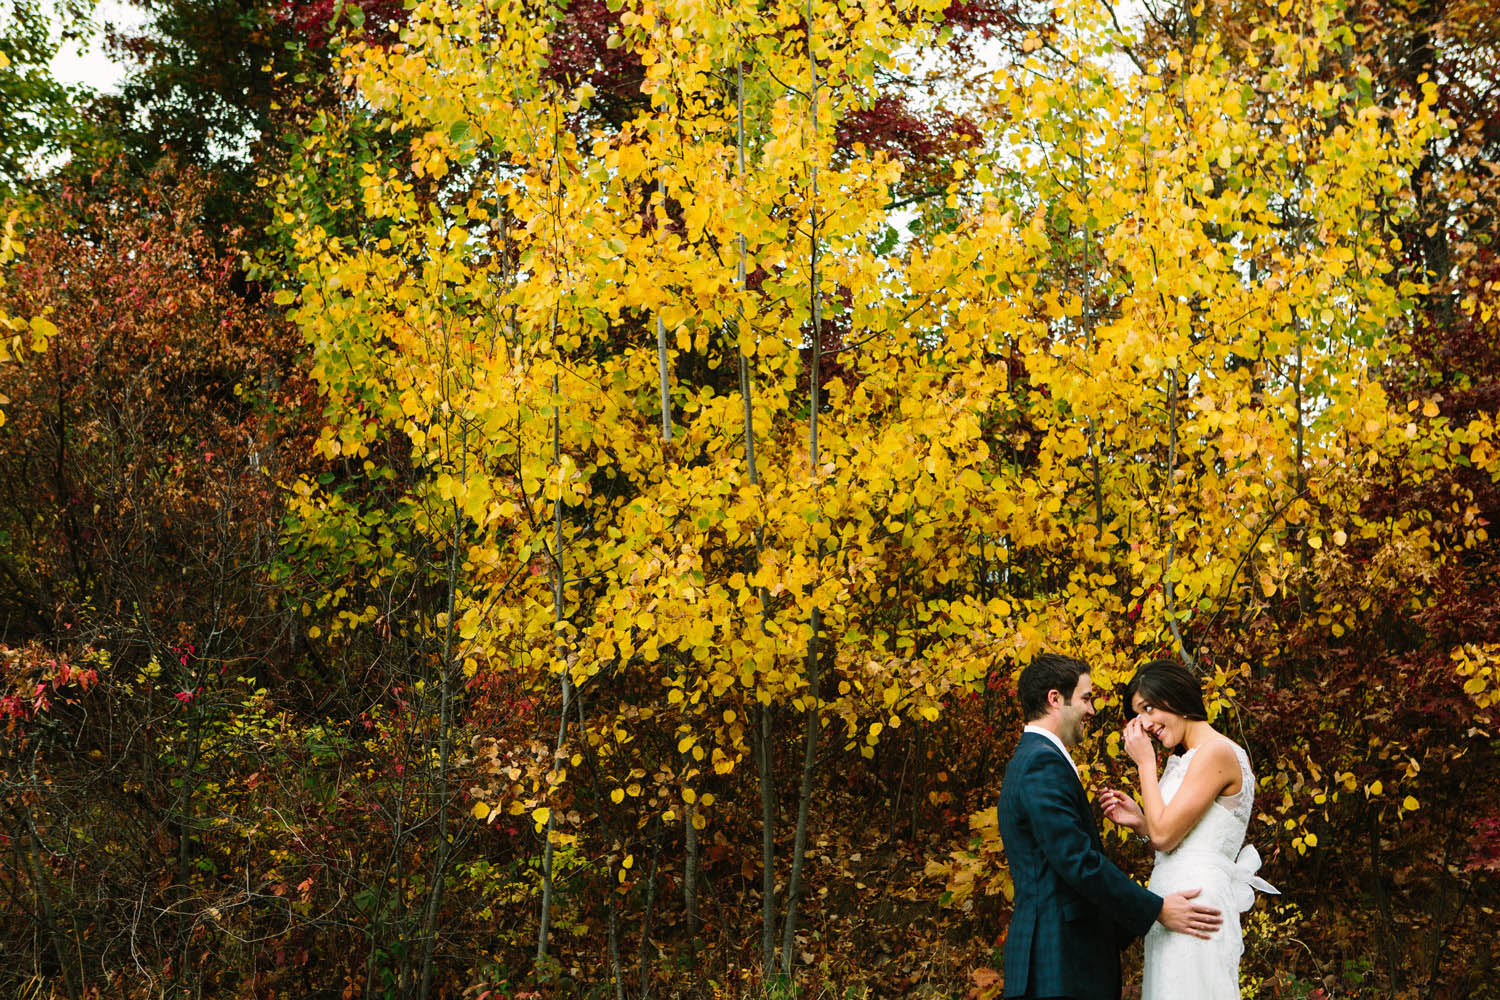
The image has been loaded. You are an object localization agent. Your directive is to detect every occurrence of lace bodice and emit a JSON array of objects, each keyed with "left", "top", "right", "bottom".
[{"left": 1155, "top": 739, "right": 1255, "bottom": 863}]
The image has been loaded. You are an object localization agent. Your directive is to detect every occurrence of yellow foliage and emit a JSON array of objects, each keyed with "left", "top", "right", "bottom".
[
  {"left": 276, "top": 0, "right": 1461, "bottom": 851},
  {"left": 1, "top": 208, "right": 55, "bottom": 424}
]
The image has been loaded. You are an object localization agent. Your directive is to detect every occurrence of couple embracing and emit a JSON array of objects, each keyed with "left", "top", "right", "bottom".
[{"left": 996, "top": 653, "right": 1278, "bottom": 1000}]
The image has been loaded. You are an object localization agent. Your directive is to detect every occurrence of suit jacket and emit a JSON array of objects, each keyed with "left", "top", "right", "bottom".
[{"left": 996, "top": 731, "right": 1162, "bottom": 1000}]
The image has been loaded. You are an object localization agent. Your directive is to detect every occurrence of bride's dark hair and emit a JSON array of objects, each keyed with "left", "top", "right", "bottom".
[{"left": 1123, "top": 659, "right": 1208, "bottom": 722}]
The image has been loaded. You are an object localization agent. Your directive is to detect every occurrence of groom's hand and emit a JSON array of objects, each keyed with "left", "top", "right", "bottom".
[{"left": 1157, "top": 888, "right": 1223, "bottom": 939}]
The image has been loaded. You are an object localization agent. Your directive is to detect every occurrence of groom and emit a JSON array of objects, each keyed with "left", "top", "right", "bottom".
[{"left": 996, "top": 652, "right": 1222, "bottom": 999}]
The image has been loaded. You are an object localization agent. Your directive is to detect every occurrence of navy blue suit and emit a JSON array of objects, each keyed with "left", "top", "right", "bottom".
[{"left": 996, "top": 732, "right": 1162, "bottom": 1000}]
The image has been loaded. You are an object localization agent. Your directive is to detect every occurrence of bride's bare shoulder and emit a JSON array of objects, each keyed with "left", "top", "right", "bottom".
[
  {"left": 1187, "top": 736, "right": 1241, "bottom": 772},
  {"left": 1193, "top": 735, "right": 1246, "bottom": 795}
]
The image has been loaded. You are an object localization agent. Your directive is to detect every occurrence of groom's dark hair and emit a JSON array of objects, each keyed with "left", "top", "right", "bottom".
[
  {"left": 1018, "top": 652, "right": 1089, "bottom": 721},
  {"left": 1123, "top": 659, "right": 1208, "bottom": 721}
]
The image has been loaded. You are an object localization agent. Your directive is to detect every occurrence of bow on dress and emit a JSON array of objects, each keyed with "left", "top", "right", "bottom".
[{"left": 1231, "top": 844, "right": 1280, "bottom": 912}]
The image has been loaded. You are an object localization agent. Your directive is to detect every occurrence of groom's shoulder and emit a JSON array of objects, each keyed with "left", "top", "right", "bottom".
[
  {"left": 1008, "top": 734, "right": 1079, "bottom": 783},
  {"left": 1011, "top": 731, "right": 1049, "bottom": 759},
  {"left": 1003, "top": 732, "right": 1049, "bottom": 775}
]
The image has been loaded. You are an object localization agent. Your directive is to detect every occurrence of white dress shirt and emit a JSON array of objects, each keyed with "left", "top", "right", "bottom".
[{"left": 1023, "top": 723, "right": 1080, "bottom": 778}]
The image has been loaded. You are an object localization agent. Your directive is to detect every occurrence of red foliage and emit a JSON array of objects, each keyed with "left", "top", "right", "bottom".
[
  {"left": 0, "top": 159, "right": 313, "bottom": 644},
  {"left": 944, "top": 0, "right": 1029, "bottom": 35},
  {"left": 836, "top": 93, "right": 982, "bottom": 177},
  {"left": 541, "top": 0, "right": 1017, "bottom": 173},
  {"left": 273, "top": 0, "right": 409, "bottom": 48},
  {"left": 541, "top": 0, "right": 647, "bottom": 122},
  {"left": 1468, "top": 808, "right": 1500, "bottom": 871},
  {"left": 0, "top": 645, "right": 99, "bottom": 730}
]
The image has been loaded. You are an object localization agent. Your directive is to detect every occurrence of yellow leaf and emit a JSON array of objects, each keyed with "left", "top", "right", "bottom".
[
  {"left": 471, "top": 801, "right": 490, "bottom": 820},
  {"left": 1402, "top": 795, "right": 1419, "bottom": 811},
  {"left": 29, "top": 316, "right": 57, "bottom": 349},
  {"left": 532, "top": 806, "right": 551, "bottom": 825}
]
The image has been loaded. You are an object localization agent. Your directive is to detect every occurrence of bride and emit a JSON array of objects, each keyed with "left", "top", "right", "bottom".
[{"left": 1098, "top": 659, "right": 1277, "bottom": 1000}]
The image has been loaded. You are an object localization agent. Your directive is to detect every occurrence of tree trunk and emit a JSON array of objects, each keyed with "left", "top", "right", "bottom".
[
  {"left": 655, "top": 176, "right": 674, "bottom": 442},
  {"left": 1163, "top": 367, "right": 1195, "bottom": 668},
  {"left": 732, "top": 52, "right": 782, "bottom": 987},
  {"left": 778, "top": 610, "right": 821, "bottom": 977},
  {"left": 15, "top": 801, "right": 80, "bottom": 1000},
  {"left": 638, "top": 819, "right": 663, "bottom": 999},
  {"left": 683, "top": 803, "right": 699, "bottom": 967},
  {"left": 418, "top": 421, "right": 466, "bottom": 998},
  {"left": 753, "top": 703, "right": 778, "bottom": 979},
  {"left": 779, "top": 6, "right": 823, "bottom": 977},
  {"left": 538, "top": 369, "right": 573, "bottom": 962},
  {"left": 1367, "top": 812, "right": 1403, "bottom": 991}
]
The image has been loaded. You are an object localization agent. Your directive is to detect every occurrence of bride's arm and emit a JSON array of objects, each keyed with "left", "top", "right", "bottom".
[{"left": 1124, "top": 722, "right": 1239, "bottom": 852}]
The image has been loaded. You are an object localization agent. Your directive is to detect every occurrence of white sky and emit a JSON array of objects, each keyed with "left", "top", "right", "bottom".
[
  {"left": 38, "top": 0, "right": 1150, "bottom": 96},
  {"left": 43, "top": 0, "right": 148, "bottom": 93}
]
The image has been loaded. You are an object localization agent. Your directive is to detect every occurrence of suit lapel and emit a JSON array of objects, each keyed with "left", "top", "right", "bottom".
[{"left": 1019, "top": 732, "right": 1099, "bottom": 846}]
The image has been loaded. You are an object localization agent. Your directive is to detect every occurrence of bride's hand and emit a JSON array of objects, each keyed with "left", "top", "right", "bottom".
[
  {"left": 1123, "top": 717, "right": 1156, "bottom": 769},
  {"left": 1099, "top": 788, "right": 1145, "bottom": 831}
]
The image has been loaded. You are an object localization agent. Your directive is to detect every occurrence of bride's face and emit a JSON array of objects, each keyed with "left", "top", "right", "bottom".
[{"left": 1130, "top": 692, "right": 1186, "bottom": 749}]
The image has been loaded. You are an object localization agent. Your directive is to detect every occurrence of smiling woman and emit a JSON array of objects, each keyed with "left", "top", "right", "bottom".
[
  {"left": 1101, "top": 659, "right": 1279, "bottom": 1000},
  {"left": 1124, "top": 658, "right": 1210, "bottom": 741}
]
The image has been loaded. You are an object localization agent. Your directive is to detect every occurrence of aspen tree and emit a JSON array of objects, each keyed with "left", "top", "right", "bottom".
[{"left": 276, "top": 0, "right": 1447, "bottom": 988}]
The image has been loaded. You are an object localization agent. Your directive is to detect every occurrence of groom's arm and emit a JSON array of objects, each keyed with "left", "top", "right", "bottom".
[{"left": 1019, "top": 749, "right": 1163, "bottom": 939}]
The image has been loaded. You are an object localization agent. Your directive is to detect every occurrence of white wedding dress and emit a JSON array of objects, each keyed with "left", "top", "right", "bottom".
[{"left": 1142, "top": 740, "right": 1277, "bottom": 1000}]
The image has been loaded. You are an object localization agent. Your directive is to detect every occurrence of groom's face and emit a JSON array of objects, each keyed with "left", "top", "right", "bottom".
[{"left": 1056, "top": 673, "right": 1096, "bottom": 748}]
